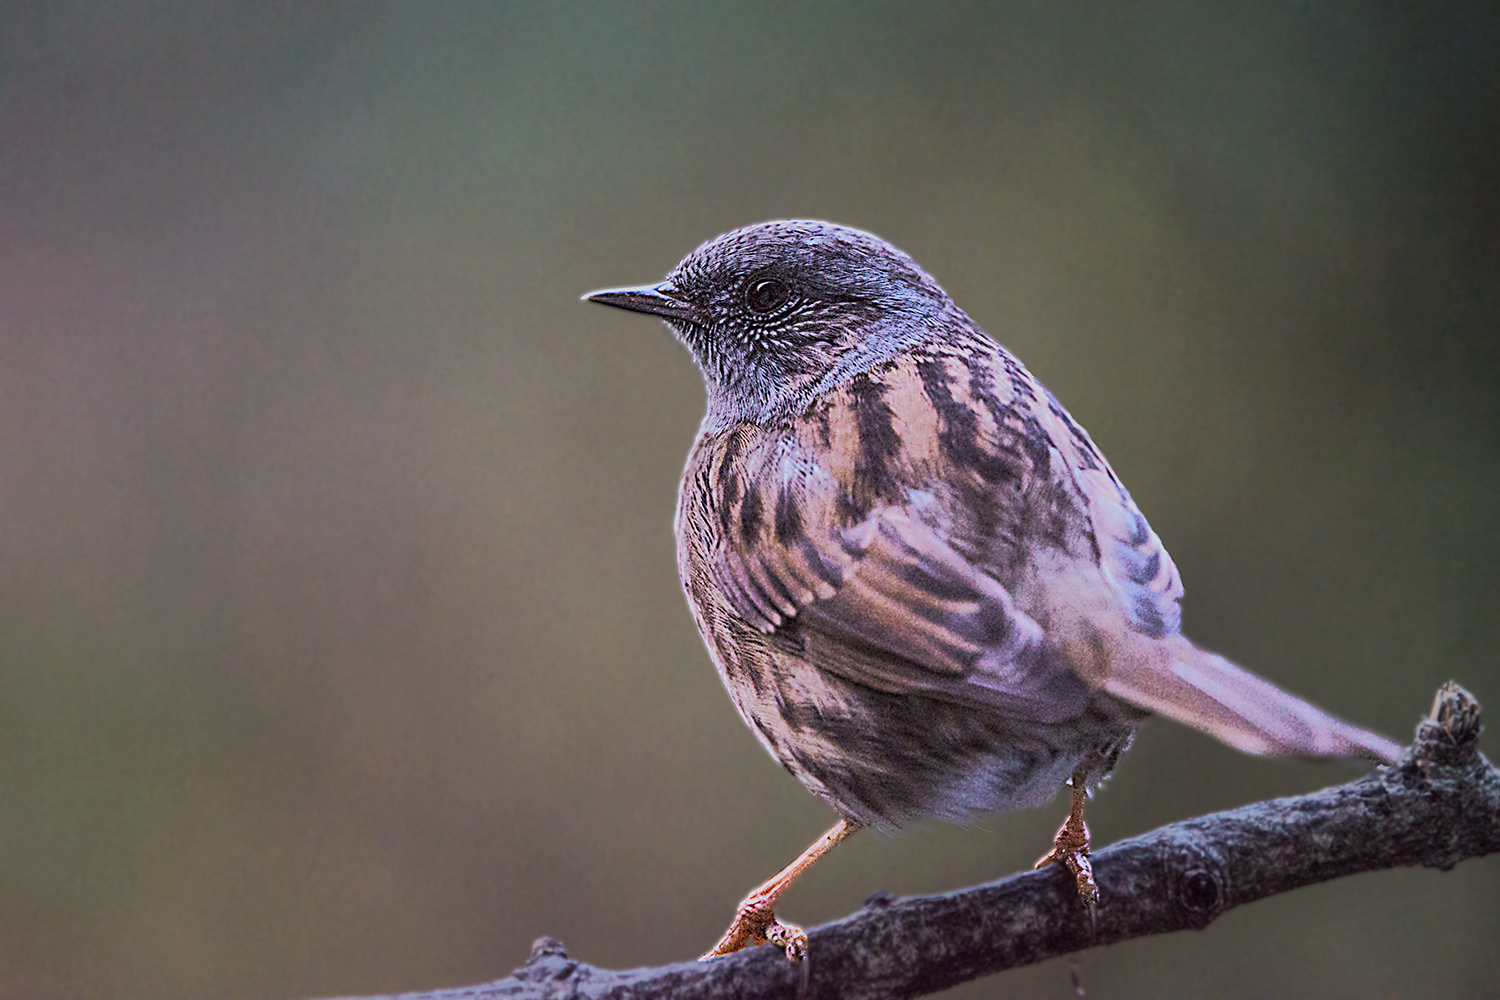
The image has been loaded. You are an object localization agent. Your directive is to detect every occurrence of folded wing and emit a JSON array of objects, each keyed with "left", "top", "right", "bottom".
[{"left": 713, "top": 505, "right": 1094, "bottom": 724}]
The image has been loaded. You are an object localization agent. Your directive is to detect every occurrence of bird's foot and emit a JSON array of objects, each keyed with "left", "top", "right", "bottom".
[
  {"left": 698, "top": 819, "right": 858, "bottom": 964},
  {"left": 701, "top": 892, "right": 808, "bottom": 962},
  {"left": 1034, "top": 810, "right": 1099, "bottom": 908}
]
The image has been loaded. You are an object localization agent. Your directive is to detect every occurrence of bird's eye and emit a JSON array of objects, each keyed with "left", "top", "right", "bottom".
[{"left": 745, "top": 277, "right": 790, "bottom": 313}]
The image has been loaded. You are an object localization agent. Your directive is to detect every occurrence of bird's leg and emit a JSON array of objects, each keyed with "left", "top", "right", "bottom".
[
  {"left": 1034, "top": 766, "right": 1099, "bottom": 908},
  {"left": 701, "top": 817, "right": 861, "bottom": 963}
]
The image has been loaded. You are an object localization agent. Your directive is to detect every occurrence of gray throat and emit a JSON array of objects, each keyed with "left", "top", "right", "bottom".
[{"left": 693, "top": 317, "right": 937, "bottom": 433}]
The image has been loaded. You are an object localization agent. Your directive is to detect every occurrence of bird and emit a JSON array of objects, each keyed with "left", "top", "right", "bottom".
[{"left": 583, "top": 220, "right": 1401, "bottom": 963}]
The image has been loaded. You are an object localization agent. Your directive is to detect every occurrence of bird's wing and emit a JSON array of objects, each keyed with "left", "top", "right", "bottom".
[
  {"left": 697, "top": 354, "right": 1096, "bottom": 723},
  {"left": 713, "top": 503, "right": 1093, "bottom": 723}
]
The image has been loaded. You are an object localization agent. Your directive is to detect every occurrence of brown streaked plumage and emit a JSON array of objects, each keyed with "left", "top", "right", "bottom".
[{"left": 584, "top": 220, "right": 1401, "bottom": 963}]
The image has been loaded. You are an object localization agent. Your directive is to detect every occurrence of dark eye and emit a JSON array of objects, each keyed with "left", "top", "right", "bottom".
[{"left": 745, "top": 277, "right": 790, "bottom": 313}]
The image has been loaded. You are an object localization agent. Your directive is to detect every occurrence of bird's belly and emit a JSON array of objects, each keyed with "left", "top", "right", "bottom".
[{"left": 711, "top": 633, "right": 1138, "bottom": 832}]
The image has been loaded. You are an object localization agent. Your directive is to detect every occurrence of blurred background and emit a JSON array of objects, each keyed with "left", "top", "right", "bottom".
[{"left": 2, "top": 3, "right": 1497, "bottom": 998}]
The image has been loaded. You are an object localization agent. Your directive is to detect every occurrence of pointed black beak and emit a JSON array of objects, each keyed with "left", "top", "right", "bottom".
[{"left": 582, "top": 281, "right": 706, "bottom": 324}]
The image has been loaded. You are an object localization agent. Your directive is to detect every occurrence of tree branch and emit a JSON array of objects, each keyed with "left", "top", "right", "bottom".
[{"left": 335, "top": 683, "right": 1498, "bottom": 1000}]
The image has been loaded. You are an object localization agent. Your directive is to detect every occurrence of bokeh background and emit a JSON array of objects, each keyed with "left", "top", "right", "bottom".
[{"left": 3, "top": 3, "right": 1497, "bottom": 998}]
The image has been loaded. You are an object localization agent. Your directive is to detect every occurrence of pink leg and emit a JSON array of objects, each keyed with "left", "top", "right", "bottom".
[
  {"left": 1033, "top": 767, "right": 1099, "bottom": 907},
  {"left": 702, "top": 817, "right": 861, "bottom": 963}
]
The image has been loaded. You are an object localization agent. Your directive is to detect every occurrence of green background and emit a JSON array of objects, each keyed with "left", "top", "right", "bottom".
[{"left": 3, "top": 3, "right": 1496, "bottom": 997}]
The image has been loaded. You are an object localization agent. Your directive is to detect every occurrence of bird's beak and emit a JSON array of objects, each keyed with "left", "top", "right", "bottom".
[{"left": 582, "top": 281, "right": 706, "bottom": 324}]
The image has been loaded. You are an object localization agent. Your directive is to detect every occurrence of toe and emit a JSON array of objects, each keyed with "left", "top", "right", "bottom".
[{"left": 766, "top": 919, "right": 809, "bottom": 962}]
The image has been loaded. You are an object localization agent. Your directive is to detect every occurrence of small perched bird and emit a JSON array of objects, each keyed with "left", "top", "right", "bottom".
[{"left": 584, "top": 220, "right": 1400, "bottom": 963}]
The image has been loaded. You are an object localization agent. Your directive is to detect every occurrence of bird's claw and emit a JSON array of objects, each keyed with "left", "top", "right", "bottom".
[
  {"left": 1035, "top": 813, "right": 1100, "bottom": 908},
  {"left": 700, "top": 895, "right": 808, "bottom": 962},
  {"left": 767, "top": 920, "right": 809, "bottom": 962}
]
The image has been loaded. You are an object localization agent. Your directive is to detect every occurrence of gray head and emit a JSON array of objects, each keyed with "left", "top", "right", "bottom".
[{"left": 585, "top": 220, "right": 966, "bottom": 424}]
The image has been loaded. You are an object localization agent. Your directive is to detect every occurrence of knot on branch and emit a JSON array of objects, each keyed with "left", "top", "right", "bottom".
[{"left": 1154, "top": 834, "right": 1229, "bottom": 930}]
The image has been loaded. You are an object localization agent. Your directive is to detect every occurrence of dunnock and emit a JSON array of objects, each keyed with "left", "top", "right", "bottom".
[{"left": 585, "top": 221, "right": 1400, "bottom": 962}]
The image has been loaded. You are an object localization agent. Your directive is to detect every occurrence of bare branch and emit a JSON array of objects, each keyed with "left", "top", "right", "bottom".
[{"left": 333, "top": 683, "right": 1498, "bottom": 1000}]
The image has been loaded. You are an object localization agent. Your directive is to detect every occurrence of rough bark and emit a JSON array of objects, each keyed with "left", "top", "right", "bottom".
[{"left": 332, "top": 683, "right": 1498, "bottom": 1000}]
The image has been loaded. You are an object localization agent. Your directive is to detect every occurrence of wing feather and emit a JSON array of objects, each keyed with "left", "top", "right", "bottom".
[
  {"left": 713, "top": 504, "right": 1092, "bottom": 723},
  {"left": 1036, "top": 389, "right": 1185, "bottom": 639}
]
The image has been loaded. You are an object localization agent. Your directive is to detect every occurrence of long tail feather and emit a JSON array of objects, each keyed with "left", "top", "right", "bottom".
[{"left": 1103, "top": 635, "right": 1401, "bottom": 764}]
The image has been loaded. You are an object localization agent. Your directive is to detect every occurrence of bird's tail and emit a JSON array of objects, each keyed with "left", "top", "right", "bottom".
[{"left": 1102, "top": 635, "right": 1402, "bottom": 765}]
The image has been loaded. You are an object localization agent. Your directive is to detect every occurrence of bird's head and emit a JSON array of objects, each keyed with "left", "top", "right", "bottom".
[{"left": 585, "top": 220, "right": 961, "bottom": 424}]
